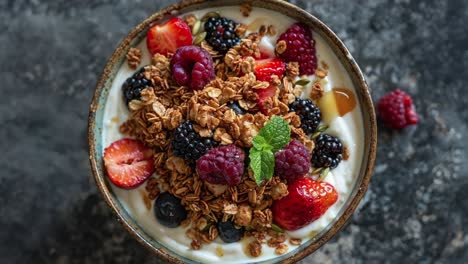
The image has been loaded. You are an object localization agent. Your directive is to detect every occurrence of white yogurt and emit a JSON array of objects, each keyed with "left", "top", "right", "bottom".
[{"left": 102, "top": 6, "right": 364, "bottom": 263}]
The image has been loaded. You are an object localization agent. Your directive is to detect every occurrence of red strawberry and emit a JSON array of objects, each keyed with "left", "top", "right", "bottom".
[
  {"left": 253, "top": 57, "right": 284, "bottom": 114},
  {"left": 272, "top": 178, "right": 338, "bottom": 230},
  {"left": 254, "top": 57, "right": 285, "bottom": 82},
  {"left": 146, "top": 17, "right": 193, "bottom": 56},
  {"left": 255, "top": 85, "right": 277, "bottom": 115},
  {"left": 255, "top": 51, "right": 271, "bottom": 60},
  {"left": 103, "top": 138, "right": 154, "bottom": 189}
]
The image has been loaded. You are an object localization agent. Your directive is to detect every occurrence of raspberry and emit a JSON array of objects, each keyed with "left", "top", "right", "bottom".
[
  {"left": 277, "top": 23, "right": 317, "bottom": 75},
  {"left": 171, "top": 46, "right": 215, "bottom": 91},
  {"left": 312, "top": 134, "right": 343, "bottom": 169},
  {"left": 121, "top": 67, "right": 152, "bottom": 104},
  {"left": 172, "top": 121, "right": 218, "bottom": 161},
  {"left": 196, "top": 145, "right": 245, "bottom": 186},
  {"left": 204, "top": 17, "right": 241, "bottom": 53},
  {"left": 377, "top": 89, "right": 418, "bottom": 129},
  {"left": 275, "top": 140, "right": 311, "bottom": 180},
  {"left": 289, "top": 98, "right": 321, "bottom": 134}
]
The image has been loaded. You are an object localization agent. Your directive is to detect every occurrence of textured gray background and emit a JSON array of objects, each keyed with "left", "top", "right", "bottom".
[{"left": 1, "top": 0, "right": 467, "bottom": 263}]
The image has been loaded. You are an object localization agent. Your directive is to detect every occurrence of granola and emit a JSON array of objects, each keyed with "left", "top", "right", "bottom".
[
  {"left": 126, "top": 47, "right": 142, "bottom": 69},
  {"left": 120, "top": 21, "right": 307, "bottom": 256},
  {"left": 103, "top": 5, "right": 357, "bottom": 260}
]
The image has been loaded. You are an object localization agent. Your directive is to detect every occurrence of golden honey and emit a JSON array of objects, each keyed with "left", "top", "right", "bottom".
[{"left": 317, "top": 88, "right": 357, "bottom": 123}]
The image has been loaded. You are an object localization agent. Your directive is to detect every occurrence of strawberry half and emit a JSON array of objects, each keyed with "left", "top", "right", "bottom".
[
  {"left": 272, "top": 178, "right": 338, "bottom": 230},
  {"left": 254, "top": 57, "right": 285, "bottom": 82},
  {"left": 103, "top": 138, "right": 154, "bottom": 189},
  {"left": 146, "top": 17, "right": 193, "bottom": 56},
  {"left": 255, "top": 51, "right": 271, "bottom": 60},
  {"left": 255, "top": 85, "right": 277, "bottom": 115},
  {"left": 253, "top": 57, "right": 285, "bottom": 114}
]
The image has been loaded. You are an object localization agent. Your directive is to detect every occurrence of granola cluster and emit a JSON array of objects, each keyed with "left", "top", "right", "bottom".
[{"left": 119, "top": 14, "right": 320, "bottom": 256}]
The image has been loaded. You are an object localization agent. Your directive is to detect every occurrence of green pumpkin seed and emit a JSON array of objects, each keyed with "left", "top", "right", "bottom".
[
  {"left": 193, "top": 32, "right": 207, "bottom": 45},
  {"left": 318, "top": 167, "right": 330, "bottom": 181},
  {"left": 295, "top": 79, "right": 310, "bottom": 86},
  {"left": 311, "top": 167, "right": 323, "bottom": 175},
  {"left": 192, "top": 20, "right": 201, "bottom": 35},
  {"left": 315, "top": 124, "right": 328, "bottom": 133},
  {"left": 271, "top": 223, "right": 285, "bottom": 233},
  {"left": 201, "top": 11, "right": 220, "bottom": 22}
]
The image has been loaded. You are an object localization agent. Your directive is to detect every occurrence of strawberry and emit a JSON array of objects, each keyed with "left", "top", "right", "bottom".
[
  {"left": 146, "top": 17, "right": 193, "bottom": 56},
  {"left": 255, "top": 85, "right": 277, "bottom": 115},
  {"left": 103, "top": 138, "right": 154, "bottom": 189},
  {"left": 255, "top": 51, "right": 271, "bottom": 60},
  {"left": 253, "top": 57, "right": 285, "bottom": 114},
  {"left": 254, "top": 57, "right": 285, "bottom": 82},
  {"left": 272, "top": 178, "right": 338, "bottom": 230}
]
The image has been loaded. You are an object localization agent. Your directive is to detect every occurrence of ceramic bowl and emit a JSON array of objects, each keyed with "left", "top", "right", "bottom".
[{"left": 88, "top": 0, "right": 377, "bottom": 263}]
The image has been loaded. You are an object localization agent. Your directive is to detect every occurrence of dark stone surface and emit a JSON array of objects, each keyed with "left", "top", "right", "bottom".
[{"left": 1, "top": 0, "right": 467, "bottom": 263}]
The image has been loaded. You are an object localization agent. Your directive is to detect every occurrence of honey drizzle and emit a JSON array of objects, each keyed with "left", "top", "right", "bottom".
[
  {"left": 317, "top": 88, "right": 357, "bottom": 123},
  {"left": 333, "top": 87, "right": 357, "bottom": 116}
]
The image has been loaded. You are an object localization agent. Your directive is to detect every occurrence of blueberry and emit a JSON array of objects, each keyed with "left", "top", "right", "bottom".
[
  {"left": 217, "top": 220, "right": 244, "bottom": 243},
  {"left": 227, "top": 101, "right": 246, "bottom": 115},
  {"left": 154, "top": 192, "right": 187, "bottom": 227}
]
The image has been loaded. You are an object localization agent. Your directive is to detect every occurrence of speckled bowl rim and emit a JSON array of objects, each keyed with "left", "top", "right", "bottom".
[{"left": 88, "top": 0, "right": 377, "bottom": 263}]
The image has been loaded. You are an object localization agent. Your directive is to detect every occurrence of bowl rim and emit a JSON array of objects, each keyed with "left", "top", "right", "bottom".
[{"left": 88, "top": 0, "right": 377, "bottom": 263}]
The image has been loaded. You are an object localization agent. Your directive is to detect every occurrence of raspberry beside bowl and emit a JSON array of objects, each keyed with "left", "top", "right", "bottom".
[{"left": 88, "top": 0, "right": 377, "bottom": 263}]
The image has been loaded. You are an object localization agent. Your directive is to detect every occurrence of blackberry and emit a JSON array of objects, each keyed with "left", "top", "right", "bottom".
[
  {"left": 227, "top": 101, "right": 246, "bottom": 115},
  {"left": 172, "top": 120, "right": 218, "bottom": 161},
  {"left": 204, "top": 17, "right": 241, "bottom": 53},
  {"left": 217, "top": 220, "right": 244, "bottom": 243},
  {"left": 289, "top": 98, "right": 321, "bottom": 134},
  {"left": 122, "top": 67, "right": 152, "bottom": 104},
  {"left": 312, "top": 134, "right": 343, "bottom": 169},
  {"left": 154, "top": 192, "right": 187, "bottom": 228}
]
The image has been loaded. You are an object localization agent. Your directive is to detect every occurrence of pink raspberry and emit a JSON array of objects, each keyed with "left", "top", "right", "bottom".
[
  {"left": 171, "top": 46, "right": 215, "bottom": 91},
  {"left": 277, "top": 23, "right": 317, "bottom": 75},
  {"left": 275, "top": 140, "right": 311, "bottom": 180},
  {"left": 196, "top": 145, "right": 245, "bottom": 186},
  {"left": 377, "top": 89, "right": 419, "bottom": 129}
]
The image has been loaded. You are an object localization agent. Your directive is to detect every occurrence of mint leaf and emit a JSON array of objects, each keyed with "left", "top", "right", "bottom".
[
  {"left": 252, "top": 135, "right": 268, "bottom": 150},
  {"left": 249, "top": 148, "right": 275, "bottom": 186},
  {"left": 258, "top": 116, "right": 291, "bottom": 152},
  {"left": 249, "top": 116, "right": 291, "bottom": 186}
]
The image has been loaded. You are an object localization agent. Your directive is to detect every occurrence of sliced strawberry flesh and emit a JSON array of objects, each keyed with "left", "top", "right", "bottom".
[
  {"left": 255, "top": 86, "right": 277, "bottom": 115},
  {"left": 146, "top": 17, "right": 192, "bottom": 56},
  {"left": 104, "top": 138, "right": 154, "bottom": 189},
  {"left": 106, "top": 160, "right": 154, "bottom": 188},
  {"left": 254, "top": 57, "right": 285, "bottom": 82}
]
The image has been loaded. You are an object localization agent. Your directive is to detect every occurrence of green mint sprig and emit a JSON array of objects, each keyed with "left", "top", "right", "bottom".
[{"left": 249, "top": 116, "right": 291, "bottom": 186}]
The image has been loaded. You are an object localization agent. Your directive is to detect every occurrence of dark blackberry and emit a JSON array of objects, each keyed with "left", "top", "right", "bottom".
[
  {"left": 204, "top": 17, "right": 241, "bottom": 53},
  {"left": 227, "top": 101, "right": 246, "bottom": 115},
  {"left": 172, "top": 120, "right": 218, "bottom": 161},
  {"left": 289, "top": 98, "right": 321, "bottom": 134},
  {"left": 154, "top": 192, "right": 187, "bottom": 228},
  {"left": 217, "top": 220, "right": 244, "bottom": 243},
  {"left": 312, "top": 133, "right": 343, "bottom": 169},
  {"left": 122, "top": 67, "right": 152, "bottom": 104}
]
